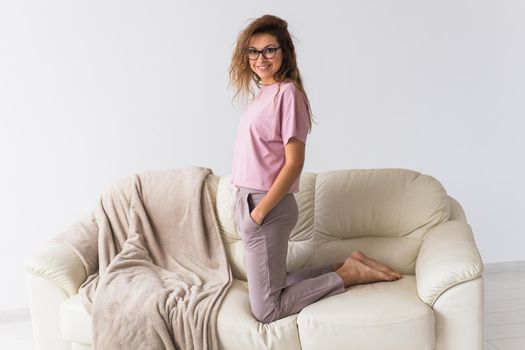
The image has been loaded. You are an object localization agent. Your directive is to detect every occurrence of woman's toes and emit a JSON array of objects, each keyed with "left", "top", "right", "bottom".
[
  {"left": 390, "top": 271, "right": 402, "bottom": 278},
  {"left": 351, "top": 251, "right": 402, "bottom": 278},
  {"left": 336, "top": 258, "right": 400, "bottom": 286},
  {"left": 386, "top": 273, "right": 398, "bottom": 281}
]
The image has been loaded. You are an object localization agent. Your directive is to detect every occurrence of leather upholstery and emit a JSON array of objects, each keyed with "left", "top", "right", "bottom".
[
  {"left": 297, "top": 275, "right": 435, "bottom": 350},
  {"left": 25, "top": 169, "right": 484, "bottom": 349}
]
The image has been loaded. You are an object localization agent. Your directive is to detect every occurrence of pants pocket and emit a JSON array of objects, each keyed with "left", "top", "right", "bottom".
[{"left": 246, "top": 192, "right": 263, "bottom": 227}]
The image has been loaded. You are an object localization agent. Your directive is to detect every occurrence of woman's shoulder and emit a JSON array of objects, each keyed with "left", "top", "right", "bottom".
[
  {"left": 279, "top": 80, "right": 306, "bottom": 100},
  {"left": 277, "top": 80, "right": 298, "bottom": 96},
  {"left": 281, "top": 79, "right": 296, "bottom": 89}
]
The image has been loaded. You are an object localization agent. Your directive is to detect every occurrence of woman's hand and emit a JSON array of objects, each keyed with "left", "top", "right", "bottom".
[{"left": 250, "top": 207, "right": 266, "bottom": 226}]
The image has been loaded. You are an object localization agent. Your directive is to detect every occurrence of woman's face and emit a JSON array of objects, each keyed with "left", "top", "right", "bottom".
[{"left": 248, "top": 33, "right": 282, "bottom": 86}]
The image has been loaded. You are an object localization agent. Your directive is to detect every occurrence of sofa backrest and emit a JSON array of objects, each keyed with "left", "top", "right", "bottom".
[{"left": 210, "top": 168, "right": 451, "bottom": 281}]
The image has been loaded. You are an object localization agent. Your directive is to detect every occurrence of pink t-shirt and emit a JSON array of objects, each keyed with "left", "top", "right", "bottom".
[{"left": 230, "top": 81, "right": 309, "bottom": 193}]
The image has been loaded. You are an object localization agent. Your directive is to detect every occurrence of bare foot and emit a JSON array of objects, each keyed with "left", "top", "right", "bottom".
[
  {"left": 335, "top": 257, "right": 397, "bottom": 288},
  {"left": 351, "top": 251, "right": 402, "bottom": 279}
]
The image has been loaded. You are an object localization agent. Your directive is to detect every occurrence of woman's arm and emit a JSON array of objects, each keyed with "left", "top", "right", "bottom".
[{"left": 250, "top": 137, "right": 305, "bottom": 225}]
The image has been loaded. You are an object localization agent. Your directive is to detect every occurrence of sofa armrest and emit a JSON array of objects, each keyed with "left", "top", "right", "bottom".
[
  {"left": 24, "top": 211, "right": 99, "bottom": 350},
  {"left": 415, "top": 220, "right": 483, "bottom": 306},
  {"left": 24, "top": 242, "right": 88, "bottom": 350},
  {"left": 24, "top": 241, "right": 87, "bottom": 296}
]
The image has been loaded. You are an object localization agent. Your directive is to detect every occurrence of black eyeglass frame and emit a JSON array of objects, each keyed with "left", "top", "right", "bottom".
[{"left": 247, "top": 46, "right": 282, "bottom": 60}]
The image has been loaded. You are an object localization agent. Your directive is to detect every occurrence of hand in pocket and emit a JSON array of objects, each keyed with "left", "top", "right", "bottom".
[{"left": 247, "top": 193, "right": 264, "bottom": 226}]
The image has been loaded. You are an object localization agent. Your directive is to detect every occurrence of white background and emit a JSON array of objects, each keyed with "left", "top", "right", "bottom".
[{"left": 1, "top": 0, "right": 523, "bottom": 311}]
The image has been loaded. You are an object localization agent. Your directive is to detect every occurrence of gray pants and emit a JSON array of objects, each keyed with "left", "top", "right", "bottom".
[{"left": 233, "top": 185, "right": 345, "bottom": 323}]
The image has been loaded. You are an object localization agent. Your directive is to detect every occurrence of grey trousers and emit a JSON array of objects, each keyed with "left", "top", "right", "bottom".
[{"left": 233, "top": 185, "right": 346, "bottom": 324}]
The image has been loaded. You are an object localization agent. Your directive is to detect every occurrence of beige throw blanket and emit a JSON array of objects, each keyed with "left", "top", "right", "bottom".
[{"left": 52, "top": 166, "right": 232, "bottom": 349}]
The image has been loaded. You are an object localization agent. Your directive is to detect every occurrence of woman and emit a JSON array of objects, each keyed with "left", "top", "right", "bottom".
[{"left": 228, "top": 14, "right": 402, "bottom": 324}]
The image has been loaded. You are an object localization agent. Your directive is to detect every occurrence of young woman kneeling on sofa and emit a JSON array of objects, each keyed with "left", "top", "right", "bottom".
[{"left": 228, "top": 14, "right": 403, "bottom": 324}]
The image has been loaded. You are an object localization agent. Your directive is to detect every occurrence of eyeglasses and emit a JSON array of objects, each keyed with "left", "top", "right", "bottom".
[{"left": 247, "top": 46, "right": 281, "bottom": 60}]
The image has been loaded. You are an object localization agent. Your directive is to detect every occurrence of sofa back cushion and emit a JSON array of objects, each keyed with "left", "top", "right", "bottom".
[
  {"left": 212, "top": 168, "right": 450, "bottom": 280},
  {"left": 313, "top": 169, "right": 450, "bottom": 275}
]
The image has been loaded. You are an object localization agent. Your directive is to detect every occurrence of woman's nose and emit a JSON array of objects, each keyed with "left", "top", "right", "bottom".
[{"left": 257, "top": 55, "right": 269, "bottom": 63}]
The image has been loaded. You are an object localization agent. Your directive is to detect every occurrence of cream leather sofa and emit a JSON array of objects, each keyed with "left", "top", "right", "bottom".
[{"left": 25, "top": 168, "right": 484, "bottom": 350}]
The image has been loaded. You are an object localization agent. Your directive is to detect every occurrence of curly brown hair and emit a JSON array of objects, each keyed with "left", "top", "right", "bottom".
[{"left": 228, "top": 14, "right": 316, "bottom": 134}]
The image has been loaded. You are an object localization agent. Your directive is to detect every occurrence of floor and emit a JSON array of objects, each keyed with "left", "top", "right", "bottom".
[
  {"left": 483, "top": 263, "right": 525, "bottom": 350},
  {"left": 1, "top": 263, "right": 525, "bottom": 350}
]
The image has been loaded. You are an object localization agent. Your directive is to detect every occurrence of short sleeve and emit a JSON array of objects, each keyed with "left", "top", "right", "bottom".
[{"left": 280, "top": 86, "right": 309, "bottom": 146}]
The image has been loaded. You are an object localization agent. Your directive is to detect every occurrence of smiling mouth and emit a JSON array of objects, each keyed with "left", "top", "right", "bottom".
[{"left": 257, "top": 64, "right": 271, "bottom": 71}]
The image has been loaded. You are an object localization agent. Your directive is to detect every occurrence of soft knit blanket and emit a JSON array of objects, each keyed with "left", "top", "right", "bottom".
[{"left": 52, "top": 166, "right": 232, "bottom": 349}]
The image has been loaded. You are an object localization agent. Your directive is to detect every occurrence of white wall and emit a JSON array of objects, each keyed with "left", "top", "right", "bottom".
[{"left": 1, "top": 0, "right": 523, "bottom": 311}]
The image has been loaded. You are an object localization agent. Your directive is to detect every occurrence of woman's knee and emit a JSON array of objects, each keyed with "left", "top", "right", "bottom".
[
  {"left": 250, "top": 300, "right": 278, "bottom": 324},
  {"left": 253, "top": 309, "right": 277, "bottom": 324}
]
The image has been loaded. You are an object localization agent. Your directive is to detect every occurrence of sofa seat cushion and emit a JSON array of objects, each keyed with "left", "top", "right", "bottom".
[
  {"left": 297, "top": 275, "right": 435, "bottom": 350},
  {"left": 60, "top": 279, "right": 302, "bottom": 350},
  {"left": 217, "top": 279, "right": 302, "bottom": 350},
  {"left": 60, "top": 293, "right": 91, "bottom": 345}
]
